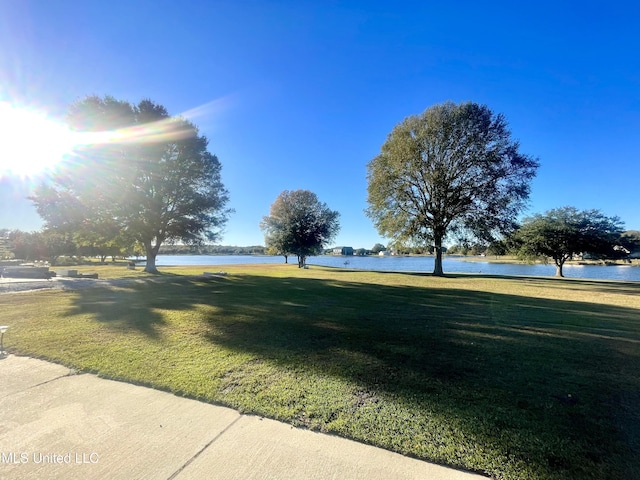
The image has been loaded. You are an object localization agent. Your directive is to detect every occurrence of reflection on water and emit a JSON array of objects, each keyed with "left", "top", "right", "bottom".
[{"left": 153, "top": 255, "right": 640, "bottom": 282}]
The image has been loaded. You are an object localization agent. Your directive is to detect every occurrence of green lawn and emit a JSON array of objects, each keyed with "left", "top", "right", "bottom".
[{"left": 3, "top": 264, "right": 639, "bottom": 479}]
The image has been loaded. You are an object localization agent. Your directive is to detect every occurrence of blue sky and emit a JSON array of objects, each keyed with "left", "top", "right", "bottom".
[{"left": 1, "top": 1, "right": 639, "bottom": 248}]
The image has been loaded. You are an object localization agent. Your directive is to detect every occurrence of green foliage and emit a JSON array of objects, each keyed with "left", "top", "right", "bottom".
[
  {"left": 0, "top": 234, "right": 13, "bottom": 260},
  {"left": 158, "top": 244, "right": 266, "bottom": 255},
  {"left": 486, "top": 239, "right": 508, "bottom": 257},
  {"left": 514, "top": 207, "right": 624, "bottom": 276},
  {"left": 448, "top": 243, "right": 487, "bottom": 256},
  {"left": 73, "top": 220, "right": 137, "bottom": 262},
  {"left": 366, "top": 101, "right": 538, "bottom": 275},
  {"left": 41, "top": 230, "right": 76, "bottom": 265},
  {"left": 6, "top": 229, "right": 74, "bottom": 263},
  {"left": 260, "top": 190, "right": 340, "bottom": 267},
  {"left": 30, "top": 95, "right": 231, "bottom": 274},
  {"left": 7, "top": 230, "right": 40, "bottom": 261},
  {"left": 370, "top": 242, "right": 386, "bottom": 254},
  {"left": 619, "top": 230, "right": 640, "bottom": 254}
]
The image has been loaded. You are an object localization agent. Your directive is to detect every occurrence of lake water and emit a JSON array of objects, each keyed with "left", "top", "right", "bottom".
[{"left": 152, "top": 255, "right": 640, "bottom": 282}]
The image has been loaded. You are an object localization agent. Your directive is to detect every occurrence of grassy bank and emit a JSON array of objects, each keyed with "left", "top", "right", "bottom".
[{"left": 3, "top": 264, "right": 639, "bottom": 479}]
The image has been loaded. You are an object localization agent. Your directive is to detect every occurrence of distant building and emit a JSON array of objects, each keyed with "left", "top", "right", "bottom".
[
  {"left": 378, "top": 250, "right": 391, "bottom": 256},
  {"left": 333, "top": 246, "right": 354, "bottom": 256}
]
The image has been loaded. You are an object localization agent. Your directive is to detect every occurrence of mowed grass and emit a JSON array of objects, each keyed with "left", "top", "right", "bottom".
[{"left": 3, "top": 264, "right": 640, "bottom": 479}]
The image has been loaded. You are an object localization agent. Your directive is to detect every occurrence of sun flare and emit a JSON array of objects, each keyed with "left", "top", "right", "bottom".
[
  {"left": 0, "top": 102, "right": 77, "bottom": 178},
  {"left": 0, "top": 96, "right": 233, "bottom": 180}
]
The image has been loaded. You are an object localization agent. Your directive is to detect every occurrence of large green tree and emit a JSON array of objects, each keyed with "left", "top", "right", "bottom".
[
  {"left": 260, "top": 190, "right": 340, "bottom": 268},
  {"left": 514, "top": 207, "right": 625, "bottom": 277},
  {"left": 366, "top": 101, "right": 539, "bottom": 275},
  {"left": 31, "top": 96, "right": 231, "bottom": 273}
]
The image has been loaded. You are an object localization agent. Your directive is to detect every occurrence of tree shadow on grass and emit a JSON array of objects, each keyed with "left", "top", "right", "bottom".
[
  {"left": 66, "top": 271, "right": 640, "bottom": 479},
  {"left": 446, "top": 272, "right": 640, "bottom": 297},
  {"left": 62, "top": 274, "right": 216, "bottom": 338}
]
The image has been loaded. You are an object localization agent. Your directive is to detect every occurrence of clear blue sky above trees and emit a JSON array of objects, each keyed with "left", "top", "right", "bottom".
[{"left": 1, "top": 1, "right": 638, "bottom": 248}]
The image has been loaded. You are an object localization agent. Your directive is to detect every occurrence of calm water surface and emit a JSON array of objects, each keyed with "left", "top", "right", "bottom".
[{"left": 153, "top": 255, "right": 640, "bottom": 282}]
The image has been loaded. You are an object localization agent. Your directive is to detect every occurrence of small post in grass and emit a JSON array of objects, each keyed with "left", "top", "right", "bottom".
[{"left": 0, "top": 326, "right": 8, "bottom": 356}]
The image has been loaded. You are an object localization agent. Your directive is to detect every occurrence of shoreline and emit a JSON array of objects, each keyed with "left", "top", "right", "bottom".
[{"left": 454, "top": 255, "right": 640, "bottom": 267}]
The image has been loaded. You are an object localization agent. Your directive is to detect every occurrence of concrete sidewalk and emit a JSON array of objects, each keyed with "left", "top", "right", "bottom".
[{"left": 0, "top": 355, "right": 487, "bottom": 479}]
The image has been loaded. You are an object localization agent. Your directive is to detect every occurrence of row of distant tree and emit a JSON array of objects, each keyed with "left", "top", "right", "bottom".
[
  {"left": 0, "top": 228, "right": 269, "bottom": 264},
  {"left": 0, "top": 230, "right": 260, "bottom": 264},
  {"left": 0, "top": 225, "right": 387, "bottom": 264},
  {"left": 0, "top": 227, "right": 380, "bottom": 265},
  {"left": 158, "top": 244, "right": 266, "bottom": 255},
  {"left": 0, "top": 228, "right": 137, "bottom": 265}
]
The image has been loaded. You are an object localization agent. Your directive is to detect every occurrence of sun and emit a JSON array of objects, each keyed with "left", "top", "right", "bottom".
[{"left": 0, "top": 102, "right": 76, "bottom": 178}]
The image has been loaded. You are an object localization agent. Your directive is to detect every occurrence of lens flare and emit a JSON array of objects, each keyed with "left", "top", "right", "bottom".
[
  {"left": 0, "top": 102, "right": 76, "bottom": 178},
  {"left": 0, "top": 95, "right": 233, "bottom": 180}
]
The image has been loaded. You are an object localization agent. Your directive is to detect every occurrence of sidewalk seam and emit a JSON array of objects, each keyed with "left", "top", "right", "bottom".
[
  {"left": 0, "top": 371, "right": 79, "bottom": 399},
  {"left": 166, "top": 415, "right": 243, "bottom": 480}
]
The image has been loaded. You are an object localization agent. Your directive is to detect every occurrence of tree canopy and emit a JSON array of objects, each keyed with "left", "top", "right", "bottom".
[
  {"left": 366, "top": 101, "right": 539, "bottom": 275},
  {"left": 371, "top": 243, "right": 387, "bottom": 254},
  {"left": 5, "top": 229, "right": 75, "bottom": 265},
  {"left": 619, "top": 230, "right": 640, "bottom": 255},
  {"left": 260, "top": 190, "right": 340, "bottom": 268},
  {"left": 30, "top": 96, "right": 231, "bottom": 273},
  {"left": 514, "top": 206, "right": 625, "bottom": 277}
]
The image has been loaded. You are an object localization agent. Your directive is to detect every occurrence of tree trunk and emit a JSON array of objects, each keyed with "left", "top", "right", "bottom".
[
  {"left": 298, "top": 255, "right": 306, "bottom": 268},
  {"left": 433, "top": 235, "right": 444, "bottom": 276},
  {"left": 555, "top": 261, "right": 564, "bottom": 277},
  {"left": 284, "top": 255, "right": 288, "bottom": 264},
  {"left": 144, "top": 241, "right": 160, "bottom": 274}
]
